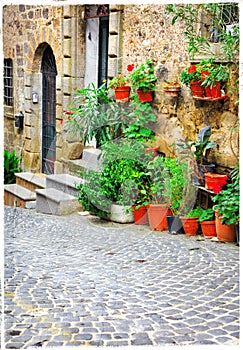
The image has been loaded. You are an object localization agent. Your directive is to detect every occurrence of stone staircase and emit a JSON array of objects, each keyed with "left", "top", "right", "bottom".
[{"left": 4, "top": 148, "right": 101, "bottom": 216}]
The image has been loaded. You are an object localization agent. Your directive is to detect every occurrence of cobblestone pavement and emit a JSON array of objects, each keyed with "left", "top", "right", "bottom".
[{"left": 4, "top": 206, "right": 239, "bottom": 348}]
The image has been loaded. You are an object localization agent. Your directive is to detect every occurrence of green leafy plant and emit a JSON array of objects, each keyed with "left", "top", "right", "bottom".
[
  {"left": 198, "top": 208, "right": 215, "bottom": 222},
  {"left": 212, "top": 165, "right": 239, "bottom": 225},
  {"left": 130, "top": 59, "right": 157, "bottom": 92},
  {"left": 186, "top": 206, "right": 204, "bottom": 218},
  {"left": 4, "top": 150, "right": 21, "bottom": 184},
  {"left": 190, "top": 126, "right": 217, "bottom": 165}
]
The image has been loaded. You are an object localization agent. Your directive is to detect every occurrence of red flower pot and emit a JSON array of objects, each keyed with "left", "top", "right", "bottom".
[
  {"left": 147, "top": 204, "right": 172, "bottom": 231},
  {"left": 190, "top": 81, "right": 204, "bottom": 97},
  {"left": 215, "top": 210, "right": 236, "bottom": 242},
  {"left": 114, "top": 86, "right": 131, "bottom": 102},
  {"left": 137, "top": 89, "right": 153, "bottom": 103},
  {"left": 180, "top": 217, "right": 199, "bottom": 236},
  {"left": 200, "top": 220, "right": 217, "bottom": 237},
  {"left": 205, "top": 173, "right": 227, "bottom": 193},
  {"left": 133, "top": 206, "right": 148, "bottom": 225},
  {"left": 205, "top": 81, "right": 221, "bottom": 98}
]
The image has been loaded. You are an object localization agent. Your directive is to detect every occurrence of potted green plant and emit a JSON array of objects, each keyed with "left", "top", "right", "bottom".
[
  {"left": 164, "top": 157, "right": 189, "bottom": 234},
  {"left": 108, "top": 70, "right": 131, "bottom": 102},
  {"left": 147, "top": 156, "right": 173, "bottom": 231},
  {"left": 180, "top": 63, "right": 204, "bottom": 97},
  {"left": 212, "top": 165, "right": 239, "bottom": 242},
  {"left": 100, "top": 139, "right": 152, "bottom": 223},
  {"left": 180, "top": 206, "right": 204, "bottom": 236},
  {"left": 130, "top": 59, "right": 157, "bottom": 102},
  {"left": 198, "top": 208, "right": 217, "bottom": 237},
  {"left": 200, "top": 58, "right": 229, "bottom": 98},
  {"left": 4, "top": 149, "right": 21, "bottom": 184}
]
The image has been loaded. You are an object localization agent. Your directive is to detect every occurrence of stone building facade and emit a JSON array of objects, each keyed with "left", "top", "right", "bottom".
[{"left": 3, "top": 4, "right": 239, "bottom": 175}]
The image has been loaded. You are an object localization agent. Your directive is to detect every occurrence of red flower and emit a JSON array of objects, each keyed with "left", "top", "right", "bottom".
[
  {"left": 65, "top": 110, "right": 74, "bottom": 115},
  {"left": 68, "top": 116, "right": 71, "bottom": 120},
  {"left": 127, "top": 64, "right": 135, "bottom": 72},
  {"left": 60, "top": 119, "right": 64, "bottom": 125},
  {"left": 188, "top": 65, "right": 197, "bottom": 74}
]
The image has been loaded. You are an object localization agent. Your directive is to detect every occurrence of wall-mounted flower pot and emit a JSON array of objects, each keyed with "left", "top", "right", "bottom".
[
  {"left": 114, "top": 86, "right": 131, "bottom": 102},
  {"left": 200, "top": 220, "right": 217, "bottom": 237},
  {"left": 137, "top": 89, "right": 153, "bottom": 103},
  {"left": 166, "top": 215, "right": 184, "bottom": 234},
  {"left": 147, "top": 204, "right": 172, "bottom": 231},
  {"left": 180, "top": 217, "right": 199, "bottom": 236},
  {"left": 215, "top": 210, "right": 236, "bottom": 242},
  {"left": 190, "top": 81, "right": 204, "bottom": 97},
  {"left": 205, "top": 173, "right": 227, "bottom": 193},
  {"left": 205, "top": 81, "right": 221, "bottom": 98},
  {"left": 163, "top": 85, "right": 180, "bottom": 97},
  {"left": 133, "top": 205, "right": 148, "bottom": 225}
]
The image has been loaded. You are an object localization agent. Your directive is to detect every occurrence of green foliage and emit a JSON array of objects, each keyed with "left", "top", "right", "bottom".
[
  {"left": 163, "top": 157, "right": 189, "bottom": 215},
  {"left": 147, "top": 156, "right": 170, "bottom": 204},
  {"left": 212, "top": 165, "right": 239, "bottom": 225},
  {"left": 198, "top": 208, "right": 215, "bottom": 222},
  {"left": 180, "top": 65, "right": 202, "bottom": 86},
  {"left": 187, "top": 206, "right": 204, "bottom": 218},
  {"left": 130, "top": 59, "right": 157, "bottom": 92},
  {"left": 65, "top": 84, "right": 157, "bottom": 147},
  {"left": 4, "top": 150, "right": 21, "bottom": 184},
  {"left": 166, "top": 3, "right": 239, "bottom": 60},
  {"left": 108, "top": 74, "right": 130, "bottom": 89}
]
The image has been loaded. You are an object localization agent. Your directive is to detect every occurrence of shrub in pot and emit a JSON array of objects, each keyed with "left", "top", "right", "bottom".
[
  {"left": 212, "top": 165, "right": 239, "bottom": 242},
  {"left": 198, "top": 208, "right": 217, "bottom": 237}
]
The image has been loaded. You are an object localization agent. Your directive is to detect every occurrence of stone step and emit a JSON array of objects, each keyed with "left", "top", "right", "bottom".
[
  {"left": 82, "top": 147, "right": 102, "bottom": 162},
  {"left": 35, "top": 188, "right": 82, "bottom": 216},
  {"left": 4, "top": 184, "right": 36, "bottom": 209},
  {"left": 68, "top": 147, "right": 102, "bottom": 175},
  {"left": 46, "top": 174, "right": 84, "bottom": 196},
  {"left": 16, "top": 172, "right": 46, "bottom": 191}
]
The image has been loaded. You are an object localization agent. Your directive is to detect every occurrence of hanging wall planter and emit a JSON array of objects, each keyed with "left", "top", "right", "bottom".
[
  {"left": 163, "top": 84, "right": 181, "bottom": 97},
  {"left": 114, "top": 86, "right": 131, "bottom": 102},
  {"left": 205, "top": 81, "right": 221, "bottom": 98}
]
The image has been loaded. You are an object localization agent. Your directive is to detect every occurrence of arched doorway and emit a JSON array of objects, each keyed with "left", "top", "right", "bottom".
[{"left": 41, "top": 45, "right": 57, "bottom": 174}]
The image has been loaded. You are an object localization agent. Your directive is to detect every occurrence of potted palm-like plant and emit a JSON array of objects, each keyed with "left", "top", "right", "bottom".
[{"left": 130, "top": 59, "right": 157, "bottom": 102}]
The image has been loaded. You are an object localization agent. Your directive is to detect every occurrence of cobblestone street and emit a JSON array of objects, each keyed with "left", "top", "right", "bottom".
[{"left": 4, "top": 206, "right": 239, "bottom": 348}]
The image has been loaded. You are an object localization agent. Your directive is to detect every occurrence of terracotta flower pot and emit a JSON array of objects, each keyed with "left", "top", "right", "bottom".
[
  {"left": 163, "top": 85, "right": 180, "bottom": 97},
  {"left": 190, "top": 81, "right": 204, "bottom": 97},
  {"left": 147, "top": 204, "right": 172, "bottom": 231},
  {"left": 133, "top": 206, "right": 148, "bottom": 225},
  {"left": 137, "top": 89, "right": 153, "bottom": 103},
  {"left": 180, "top": 217, "right": 199, "bottom": 236},
  {"left": 200, "top": 220, "right": 217, "bottom": 237},
  {"left": 114, "top": 86, "right": 131, "bottom": 102},
  {"left": 215, "top": 210, "right": 236, "bottom": 242}
]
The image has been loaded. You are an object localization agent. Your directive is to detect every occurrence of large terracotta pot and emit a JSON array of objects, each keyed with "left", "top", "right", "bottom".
[
  {"left": 215, "top": 210, "right": 236, "bottom": 242},
  {"left": 137, "top": 89, "right": 153, "bottom": 103},
  {"left": 114, "top": 86, "right": 131, "bottom": 102},
  {"left": 180, "top": 217, "right": 199, "bottom": 236},
  {"left": 133, "top": 206, "right": 148, "bottom": 225},
  {"left": 147, "top": 204, "right": 172, "bottom": 231},
  {"left": 200, "top": 220, "right": 217, "bottom": 237},
  {"left": 190, "top": 81, "right": 204, "bottom": 97}
]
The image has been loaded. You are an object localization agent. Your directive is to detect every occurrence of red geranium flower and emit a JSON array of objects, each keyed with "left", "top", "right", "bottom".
[
  {"left": 65, "top": 110, "right": 74, "bottom": 115},
  {"left": 188, "top": 65, "right": 197, "bottom": 74},
  {"left": 127, "top": 64, "right": 135, "bottom": 72},
  {"left": 60, "top": 119, "right": 64, "bottom": 125}
]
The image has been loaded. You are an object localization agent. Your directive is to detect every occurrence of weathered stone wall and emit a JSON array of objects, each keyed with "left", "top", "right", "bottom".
[
  {"left": 3, "top": 4, "right": 85, "bottom": 173},
  {"left": 121, "top": 5, "right": 239, "bottom": 169}
]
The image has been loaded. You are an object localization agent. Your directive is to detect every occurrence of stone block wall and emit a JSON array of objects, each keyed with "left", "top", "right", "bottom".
[{"left": 121, "top": 5, "right": 239, "bottom": 169}]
